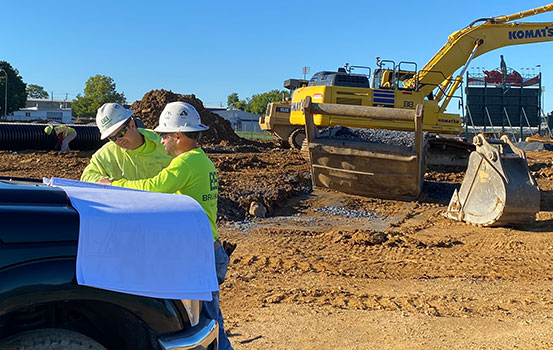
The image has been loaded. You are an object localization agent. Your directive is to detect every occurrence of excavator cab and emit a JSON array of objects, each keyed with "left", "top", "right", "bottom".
[
  {"left": 308, "top": 68, "right": 370, "bottom": 88},
  {"left": 371, "top": 59, "right": 417, "bottom": 90}
]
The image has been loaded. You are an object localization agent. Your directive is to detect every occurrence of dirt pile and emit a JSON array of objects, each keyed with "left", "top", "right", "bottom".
[
  {"left": 129, "top": 89, "right": 242, "bottom": 143},
  {"left": 211, "top": 150, "right": 311, "bottom": 221},
  {"left": 0, "top": 148, "right": 312, "bottom": 222}
]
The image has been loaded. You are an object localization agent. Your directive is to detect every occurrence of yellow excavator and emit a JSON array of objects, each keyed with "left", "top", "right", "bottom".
[
  {"left": 276, "top": 3, "right": 552, "bottom": 226},
  {"left": 289, "top": 3, "right": 553, "bottom": 134},
  {"left": 262, "top": 4, "right": 553, "bottom": 147},
  {"left": 259, "top": 79, "right": 308, "bottom": 148}
]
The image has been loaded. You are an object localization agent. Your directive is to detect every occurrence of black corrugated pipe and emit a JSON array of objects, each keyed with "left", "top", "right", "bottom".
[{"left": 0, "top": 123, "right": 106, "bottom": 151}]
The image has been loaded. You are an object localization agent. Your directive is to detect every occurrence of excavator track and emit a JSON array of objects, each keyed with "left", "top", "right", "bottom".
[{"left": 426, "top": 137, "right": 475, "bottom": 171}]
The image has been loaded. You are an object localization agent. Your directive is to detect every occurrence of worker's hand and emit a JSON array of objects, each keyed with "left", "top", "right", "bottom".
[{"left": 97, "top": 178, "right": 113, "bottom": 185}]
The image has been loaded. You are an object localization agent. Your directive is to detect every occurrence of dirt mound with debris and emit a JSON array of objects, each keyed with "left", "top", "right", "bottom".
[
  {"left": 0, "top": 147, "right": 312, "bottom": 222},
  {"left": 130, "top": 89, "right": 242, "bottom": 143},
  {"left": 212, "top": 150, "right": 312, "bottom": 221}
]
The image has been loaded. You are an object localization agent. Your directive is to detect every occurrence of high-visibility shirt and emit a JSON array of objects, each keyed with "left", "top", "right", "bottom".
[
  {"left": 55, "top": 125, "right": 76, "bottom": 137},
  {"left": 112, "top": 148, "right": 219, "bottom": 241},
  {"left": 80, "top": 129, "right": 172, "bottom": 183}
]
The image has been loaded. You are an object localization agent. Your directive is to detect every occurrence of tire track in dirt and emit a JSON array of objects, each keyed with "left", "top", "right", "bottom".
[
  {"left": 223, "top": 191, "right": 553, "bottom": 320},
  {"left": 226, "top": 278, "right": 553, "bottom": 318}
]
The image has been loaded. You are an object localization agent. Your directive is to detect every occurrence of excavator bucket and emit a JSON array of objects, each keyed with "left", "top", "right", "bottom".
[
  {"left": 446, "top": 134, "right": 540, "bottom": 226},
  {"left": 303, "top": 98, "right": 426, "bottom": 201}
]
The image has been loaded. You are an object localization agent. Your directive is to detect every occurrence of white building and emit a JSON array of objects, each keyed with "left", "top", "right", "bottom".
[
  {"left": 10, "top": 98, "right": 74, "bottom": 123},
  {"left": 207, "top": 107, "right": 262, "bottom": 132}
]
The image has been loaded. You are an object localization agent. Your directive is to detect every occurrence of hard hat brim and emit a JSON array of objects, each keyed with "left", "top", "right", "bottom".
[
  {"left": 154, "top": 123, "right": 209, "bottom": 133},
  {"left": 99, "top": 110, "right": 135, "bottom": 140}
]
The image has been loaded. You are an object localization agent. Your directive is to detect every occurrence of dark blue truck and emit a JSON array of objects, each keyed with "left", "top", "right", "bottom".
[{"left": 0, "top": 177, "right": 218, "bottom": 349}]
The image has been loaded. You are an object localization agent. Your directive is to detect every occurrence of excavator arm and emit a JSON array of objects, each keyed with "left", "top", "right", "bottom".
[{"left": 406, "top": 3, "right": 553, "bottom": 105}]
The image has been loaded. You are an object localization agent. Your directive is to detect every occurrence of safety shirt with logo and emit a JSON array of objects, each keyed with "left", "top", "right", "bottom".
[
  {"left": 80, "top": 129, "right": 172, "bottom": 183},
  {"left": 55, "top": 125, "right": 76, "bottom": 137},
  {"left": 111, "top": 148, "right": 219, "bottom": 241}
]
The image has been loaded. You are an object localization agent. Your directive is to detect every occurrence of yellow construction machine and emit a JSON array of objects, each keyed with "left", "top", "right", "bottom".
[
  {"left": 291, "top": 3, "right": 552, "bottom": 226},
  {"left": 289, "top": 3, "right": 553, "bottom": 134},
  {"left": 259, "top": 79, "right": 308, "bottom": 148},
  {"left": 263, "top": 4, "right": 553, "bottom": 142}
]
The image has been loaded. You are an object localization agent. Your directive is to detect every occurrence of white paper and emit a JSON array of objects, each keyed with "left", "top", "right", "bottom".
[{"left": 45, "top": 177, "right": 217, "bottom": 301}]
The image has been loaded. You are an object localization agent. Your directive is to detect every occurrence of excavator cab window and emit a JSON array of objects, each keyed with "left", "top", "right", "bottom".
[
  {"left": 395, "top": 61, "right": 417, "bottom": 90},
  {"left": 372, "top": 59, "right": 417, "bottom": 90},
  {"left": 309, "top": 71, "right": 333, "bottom": 86},
  {"left": 372, "top": 69, "right": 395, "bottom": 89},
  {"left": 394, "top": 71, "right": 415, "bottom": 88},
  {"left": 309, "top": 70, "right": 370, "bottom": 88},
  {"left": 372, "top": 66, "right": 417, "bottom": 90}
]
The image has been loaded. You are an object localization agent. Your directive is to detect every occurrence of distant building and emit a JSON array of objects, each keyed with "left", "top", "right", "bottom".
[
  {"left": 10, "top": 98, "right": 74, "bottom": 123},
  {"left": 207, "top": 107, "right": 262, "bottom": 132}
]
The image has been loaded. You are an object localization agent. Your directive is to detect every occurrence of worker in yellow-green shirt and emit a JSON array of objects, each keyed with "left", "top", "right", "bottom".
[
  {"left": 80, "top": 103, "right": 172, "bottom": 183},
  {"left": 109, "top": 137, "right": 219, "bottom": 241},
  {"left": 44, "top": 124, "right": 77, "bottom": 153},
  {"left": 97, "top": 101, "right": 233, "bottom": 350}
]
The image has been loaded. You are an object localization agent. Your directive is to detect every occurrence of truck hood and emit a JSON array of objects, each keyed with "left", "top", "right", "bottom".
[{"left": 0, "top": 177, "right": 79, "bottom": 243}]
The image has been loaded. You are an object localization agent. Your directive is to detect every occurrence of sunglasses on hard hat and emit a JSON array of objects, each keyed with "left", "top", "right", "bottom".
[{"left": 108, "top": 120, "right": 131, "bottom": 142}]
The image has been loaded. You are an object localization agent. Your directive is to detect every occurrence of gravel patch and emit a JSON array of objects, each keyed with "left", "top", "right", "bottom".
[
  {"left": 225, "top": 220, "right": 257, "bottom": 231},
  {"left": 318, "top": 126, "right": 428, "bottom": 151},
  {"left": 314, "top": 206, "right": 379, "bottom": 219},
  {"left": 269, "top": 216, "right": 325, "bottom": 224},
  {"left": 515, "top": 141, "right": 553, "bottom": 152}
]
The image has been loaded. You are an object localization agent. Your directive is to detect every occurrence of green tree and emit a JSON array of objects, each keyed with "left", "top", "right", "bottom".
[
  {"left": 73, "top": 75, "right": 125, "bottom": 119},
  {"left": 227, "top": 92, "right": 246, "bottom": 110},
  {"left": 0, "top": 61, "right": 26, "bottom": 116},
  {"left": 26, "top": 84, "right": 49, "bottom": 99},
  {"left": 244, "top": 89, "right": 289, "bottom": 115}
]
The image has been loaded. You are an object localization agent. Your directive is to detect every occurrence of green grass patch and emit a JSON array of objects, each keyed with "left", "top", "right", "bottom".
[{"left": 236, "top": 131, "right": 276, "bottom": 140}]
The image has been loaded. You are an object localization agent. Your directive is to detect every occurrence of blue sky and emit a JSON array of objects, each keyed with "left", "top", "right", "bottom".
[{"left": 3, "top": 1, "right": 553, "bottom": 114}]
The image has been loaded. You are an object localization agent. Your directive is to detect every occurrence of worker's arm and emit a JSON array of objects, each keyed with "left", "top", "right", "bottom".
[
  {"left": 81, "top": 155, "right": 115, "bottom": 183},
  {"left": 111, "top": 157, "right": 190, "bottom": 193}
]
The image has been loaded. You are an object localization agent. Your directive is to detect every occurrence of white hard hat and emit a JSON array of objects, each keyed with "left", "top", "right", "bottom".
[
  {"left": 154, "top": 102, "right": 209, "bottom": 133},
  {"left": 96, "top": 103, "right": 135, "bottom": 140}
]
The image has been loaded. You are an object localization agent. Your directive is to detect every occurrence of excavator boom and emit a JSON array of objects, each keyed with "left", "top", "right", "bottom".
[
  {"left": 410, "top": 3, "right": 553, "bottom": 99},
  {"left": 493, "top": 3, "right": 553, "bottom": 23}
]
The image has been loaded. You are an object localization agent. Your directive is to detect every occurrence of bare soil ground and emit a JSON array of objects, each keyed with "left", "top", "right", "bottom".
[{"left": 2, "top": 146, "right": 553, "bottom": 349}]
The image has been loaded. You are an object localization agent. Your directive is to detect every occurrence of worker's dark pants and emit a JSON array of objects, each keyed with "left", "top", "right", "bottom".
[{"left": 202, "top": 245, "right": 233, "bottom": 350}]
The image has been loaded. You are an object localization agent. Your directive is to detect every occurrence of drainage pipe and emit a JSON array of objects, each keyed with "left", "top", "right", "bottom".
[{"left": 0, "top": 123, "right": 105, "bottom": 151}]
